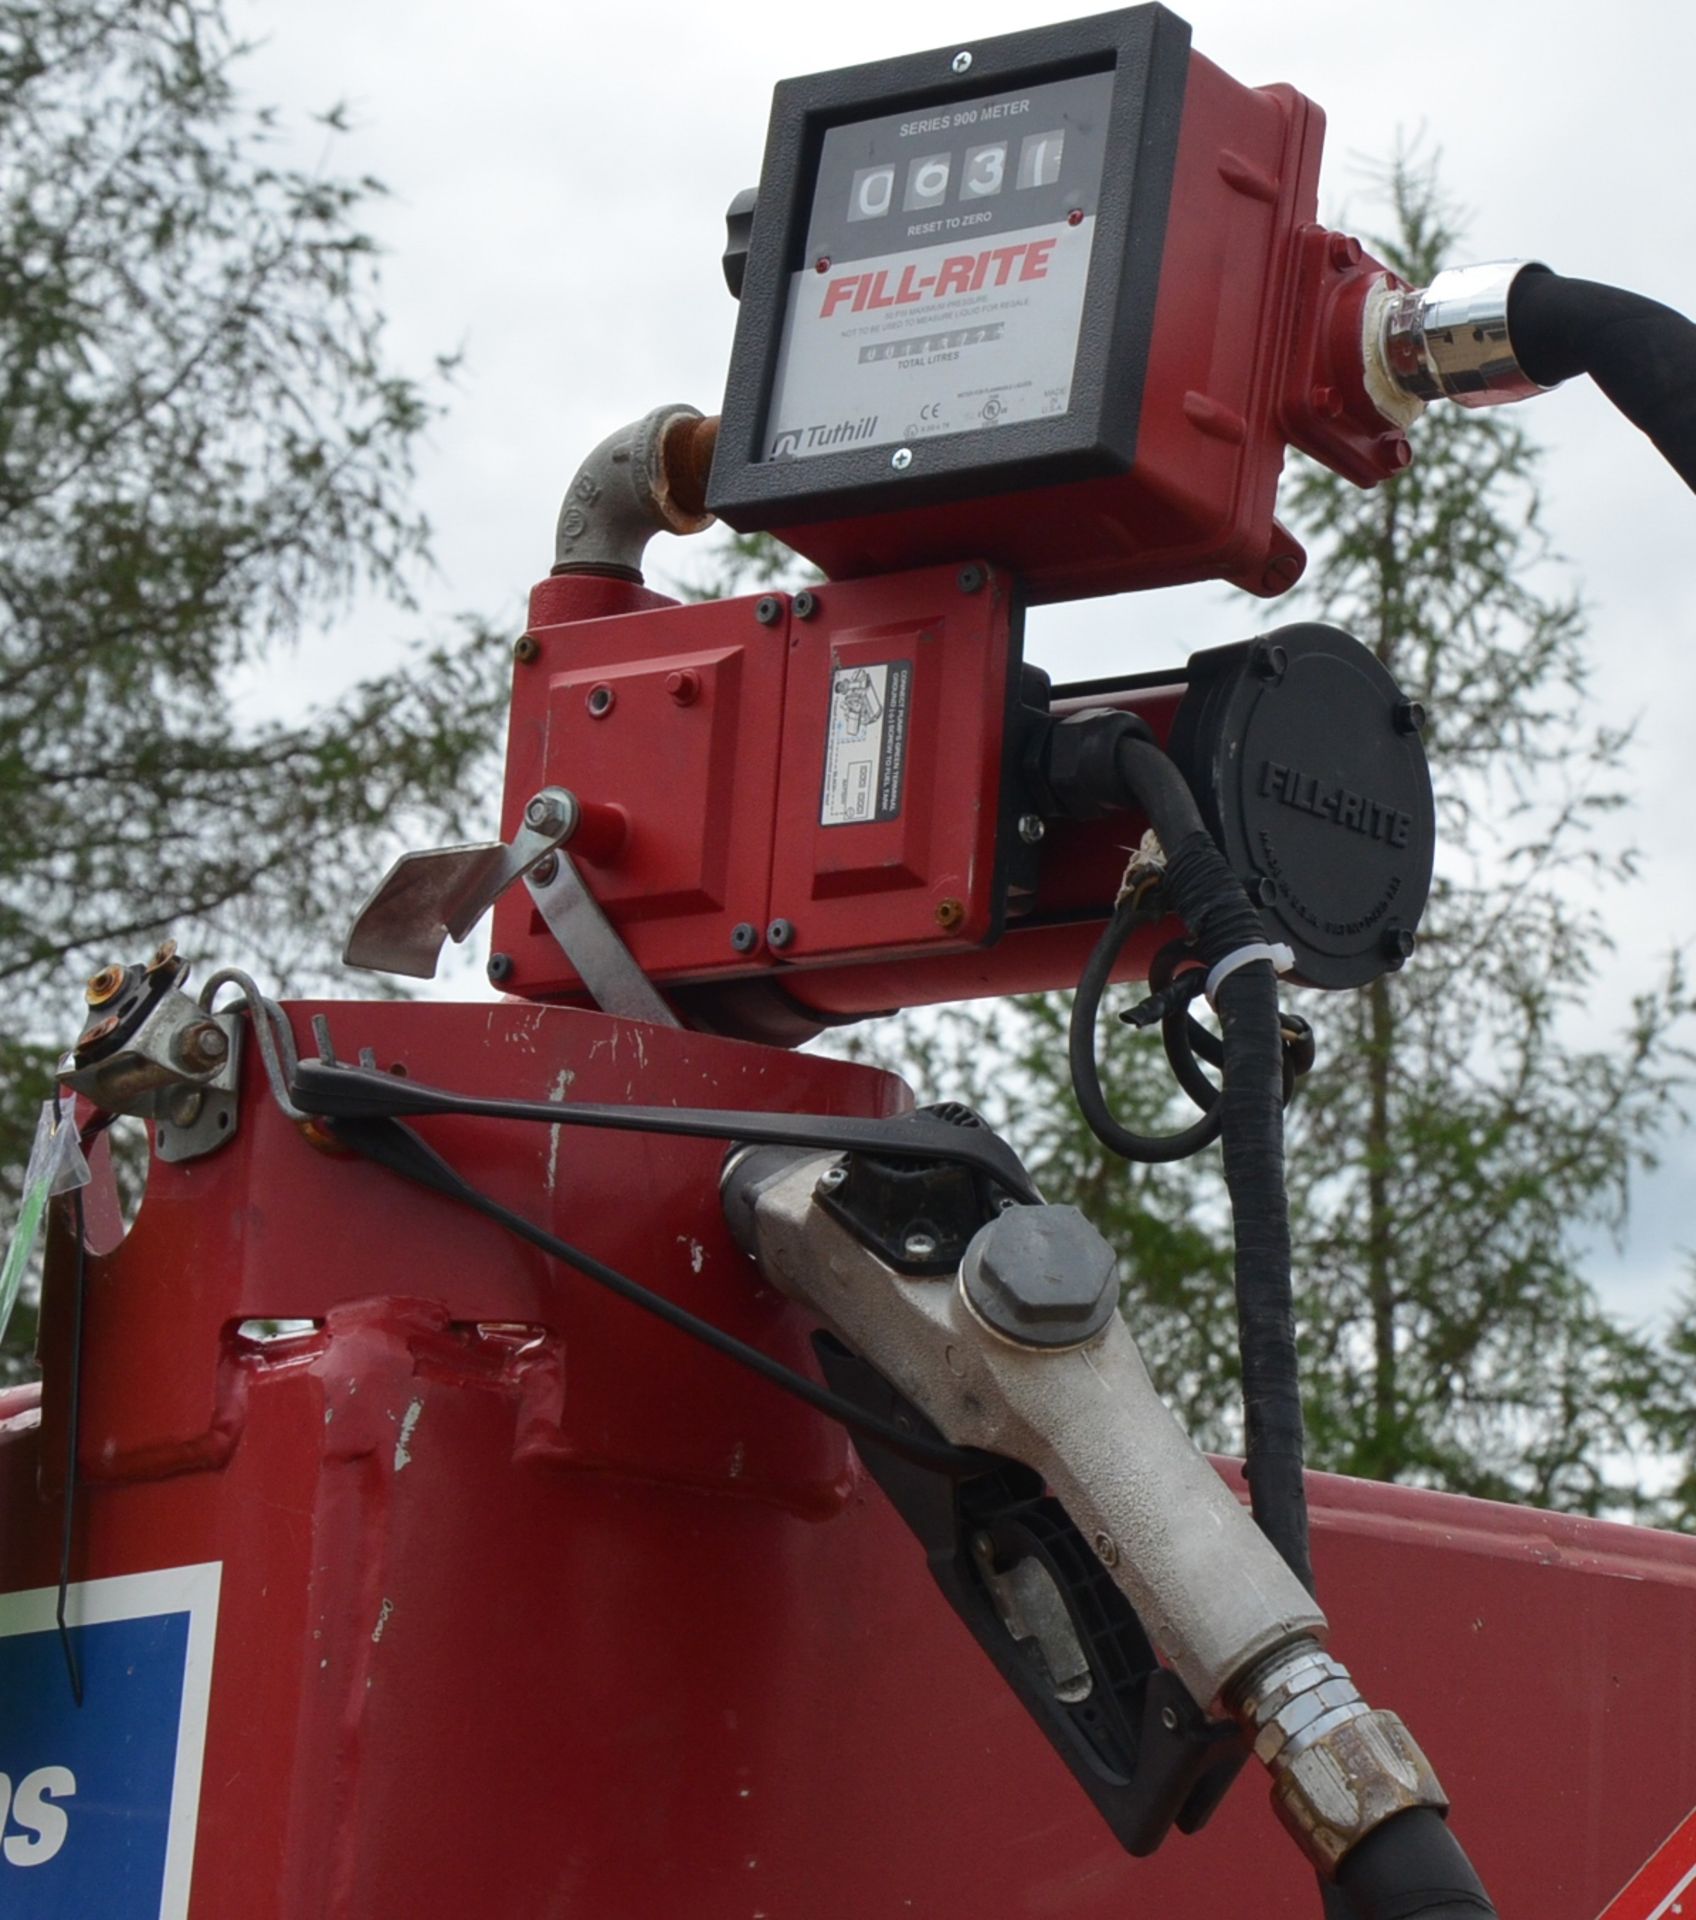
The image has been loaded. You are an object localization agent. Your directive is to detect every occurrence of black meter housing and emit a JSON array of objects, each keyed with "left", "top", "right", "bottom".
[{"left": 709, "top": 6, "right": 1191, "bottom": 529}]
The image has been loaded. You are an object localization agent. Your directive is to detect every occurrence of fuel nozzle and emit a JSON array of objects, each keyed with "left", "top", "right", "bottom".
[{"left": 1370, "top": 260, "right": 1551, "bottom": 411}]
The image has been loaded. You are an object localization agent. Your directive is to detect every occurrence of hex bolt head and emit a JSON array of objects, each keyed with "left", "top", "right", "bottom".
[
  {"left": 487, "top": 953, "right": 514, "bottom": 984},
  {"left": 766, "top": 918, "right": 796, "bottom": 951},
  {"left": 755, "top": 595, "right": 783, "bottom": 627},
  {"left": 792, "top": 589, "right": 819, "bottom": 621},
  {"left": 665, "top": 668, "right": 701, "bottom": 704},
  {"left": 960, "top": 1205, "right": 1120, "bottom": 1349},
  {"left": 891, "top": 447, "right": 913, "bottom": 471},
  {"left": 1381, "top": 924, "right": 1416, "bottom": 967},
  {"left": 1393, "top": 698, "right": 1426, "bottom": 736},
  {"left": 1254, "top": 874, "right": 1279, "bottom": 906},
  {"left": 177, "top": 1021, "right": 229, "bottom": 1070},
  {"left": 730, "top": 921, "right": 759, "bottom": 954},
  {"left": 1017, "top": 814, "right": 1046, "bottom": 845}
]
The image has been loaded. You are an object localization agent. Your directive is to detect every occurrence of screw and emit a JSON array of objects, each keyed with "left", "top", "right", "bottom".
[
  {"left": 145, "top": 939, "right": 178, "bottom": 975},
  {"left": 1327, "top": 231, "right": 1362, "bottom": 270},
  {"left": 957, "top": 564, "right": 985, "bottom": 593},
  {"left": 529, "top": 852, "right": 560, "bottom": 887},
  {"left": 951, "top": 48, "right": 972, "bottom": 72},
  {"left": 1261, "top": 554, "right": 1303, "bottom": 594},
  {"left": 1017, "top": 814, "right": 1045, "bottom": 845},
  {"left": 84, "top": 964, "right": 125, "bottom": 1007},
  {"left": 1381, "top": 924, "right": 1417, "bottom": 967},
  {"left": 524, "top": 791, "right": 573, "bottom": 834},
  {"left": 166, "top": 1086, "right": 204, "bottom": 1129},
  {"left": 1252, "top": 642, "right": 1289, "bottom": 683},
  {"left": 730, "top": 921, "right": 759, "bottom": 954},
  {"left": 891, "top": 447, "right": 913, "bottom": 471},
  {"left": 755, "top": 595, "right": 783, "bottom": 626},
  {"left": 1379, "top": 432, "right": 1414, "bottom": 471},
  {"left": 1393, "top": 698, "right": 1426, "bottom": 736},
  {"left": 77, "top": 1014, "right": 120, "bottom": 1053},
  {"left": 766, "top": 918, "right": 795, "bottom": 951},
  {"left": 815, "top": 255, "right": 831, "bottom": 274},
  {"left": 586, "top": 684, "right": 614, "bottom": 717},
  {"left": 178, "top": 1021, "right": 229, "bottom": 1070},
  {"left": 513, "top": 635, "right": 539, "bottom": 664},
  {"left": 1161, "top": 1705, "right": 1180, "bottom": 1732},
  {"left": 488, "top": 953, "right": 514, "bottom": 984},
  {"left": 934, "top": 898, "right": 965, "bottom": 932},
  {"left": 817, "top": 1165, "right": 848, "bottom": 1195},
  {"left": 665, "top": 668, "right": 701, "bottom": 704},
  {"left": 1310, "top": 384, "right": 1343, "bottom": 419},
  {"left": 1094, "top": 1530, "right": 1121, "bottom": 1569},
  {"left": 793, "top": 589, "right": 819, "bottom": 621},
  {"left": 1249, "top": 875, "right": 1276, "bottom": 906},
  {"left": 903, "top": 1230, "right": 940, "bottom": 1261}
]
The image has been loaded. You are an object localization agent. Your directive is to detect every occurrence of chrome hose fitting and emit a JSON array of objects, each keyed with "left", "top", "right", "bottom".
[
  {"left": 1374, "top": 261, "right": 1551, "bottom": 409},
  {"left": 1230, "top": 1639, "right": 1449, "bottom": 1874}
]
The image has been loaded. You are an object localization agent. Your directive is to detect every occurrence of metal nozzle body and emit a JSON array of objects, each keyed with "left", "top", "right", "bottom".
[{"left": 1376, "top": 260, "right": 1552, "bottom": 409}]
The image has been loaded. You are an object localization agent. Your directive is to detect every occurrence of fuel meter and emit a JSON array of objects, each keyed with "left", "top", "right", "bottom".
[{"left": 709, "top": 5, "right": 1408, "bottom": 604}]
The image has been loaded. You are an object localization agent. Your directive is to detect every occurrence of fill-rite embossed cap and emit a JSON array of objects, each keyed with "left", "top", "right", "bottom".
[{"left": 1166, "top": 625, "right": 1436, "bottom": 991}]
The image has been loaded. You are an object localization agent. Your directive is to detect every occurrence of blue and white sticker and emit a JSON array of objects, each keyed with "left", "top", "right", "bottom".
[{"left": 0, "top": 1562, "right": 220, "bottom": 1918}]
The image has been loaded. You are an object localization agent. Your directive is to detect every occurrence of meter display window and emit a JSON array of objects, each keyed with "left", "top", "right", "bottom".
[{"left": 766, "top": 71, "right": 1115, "bottom": 463}]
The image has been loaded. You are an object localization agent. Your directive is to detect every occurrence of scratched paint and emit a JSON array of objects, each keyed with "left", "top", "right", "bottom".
[
  {"left": 371, "top": 1597, "right": 394, "bottom": 1644},
  {"left": 545, "top": 1067, "right": 575, "bottom": 1192},
  {"left": 393, "top": 1397, "right": 424, "bottom": 1471}
]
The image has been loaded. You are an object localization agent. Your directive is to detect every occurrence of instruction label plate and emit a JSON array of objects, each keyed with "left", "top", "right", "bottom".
[{"left": 821, "top": 661, "right": 912, "bottom": 826}]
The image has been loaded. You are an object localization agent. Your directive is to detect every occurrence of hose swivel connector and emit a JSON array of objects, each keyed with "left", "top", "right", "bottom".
[
  {"left": 1373, "top": 261, "right": 1552, "bottom": 410},
  {"left": 1231, "top": 1639, "right": 1449, "bottom": 1874}
]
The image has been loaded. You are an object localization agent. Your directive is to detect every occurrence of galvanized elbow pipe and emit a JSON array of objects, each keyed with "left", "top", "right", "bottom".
[{"left": 551, "top": 404, "right": 718, "bottom": 581}]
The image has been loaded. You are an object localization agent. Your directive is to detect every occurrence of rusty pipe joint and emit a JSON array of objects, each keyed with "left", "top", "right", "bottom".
[
  {"left": 552, "top": 404, "right": 718, "bottom": 581},
  {"left": 1230, "top": 1640, "right": 1448, "bottom": 1874}
]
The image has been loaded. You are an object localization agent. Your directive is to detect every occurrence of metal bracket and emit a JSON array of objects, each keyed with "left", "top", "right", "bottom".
[
  {"left": 524, "top": 855, "right": 679, "bottom": 1028},
  {"left": 343, "top": 788, "right": 582, "bottom": 979},
  {"left": 57, "top": 955, "right": 243, "bottom": 1164}
]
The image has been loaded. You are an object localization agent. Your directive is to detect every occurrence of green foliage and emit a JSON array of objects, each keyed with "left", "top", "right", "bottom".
[
  {"left": 841, "top": 157, "right": 1692, "bottom": 1518},
  {"left": 0, "top": 2, "right": 508, "bottom": 1373}
]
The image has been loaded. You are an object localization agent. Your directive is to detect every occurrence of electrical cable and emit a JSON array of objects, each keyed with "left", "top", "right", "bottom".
[{"left": 327, "top": 1112, "right": 999, "bottom": 1481}]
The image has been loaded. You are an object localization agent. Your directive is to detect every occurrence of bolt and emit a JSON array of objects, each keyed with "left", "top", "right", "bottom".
[
  {"left": 766, "top": 918, "right": 795, "bottom": 951},
  {"left": 85, "top": 964, "right": 125, "bottom": 1007},
  {"left": 934, "top": 898, "right": 965, "bottom": 932},
  {"left": 1379, "top": 432, "right": 1414, "bottom": 472},
  {"left": 586, "top": 684, "right": 614, "bottom": 717},
  {"left": 957, "top": 563, "right": 985, "bottom": 593},
  {"left": 77, "top": 1014, "right": 120, "bottom": 1054},
  {"left": 730, "top": 921, "right": 759, "bottom": 954},
  {"left": 512, "top": 635, "right": 539, "bottom": 665},
  {"left": 755, "top": 595, "right": 783, "bottom": 627},
  {"left": 1094, "top": 1530, "right": 1121, "bottom": 1568},
  {"left": 524, "top": 791, "right": 573, "bottom": 834},
  {"left": 1326, "top": 231, "right": 1362, "bottom": 271},
  {"left": 1310, "top": 384, "right": 1343, "bottom": 419},
  {"left": 665, "top": 668, "right": 701, "bottom": 704},
  {"left": 903, "top": 1230, "right": 940, "bottom": 1262},
  {"left": 1017, "top": 814, "right": 1045, "bottom": 845},
  {"left": 1393, "top": 698, "right": 1426, "bottom": 736},
  {"left": 951, "top": 48, "right": 972, "bottom": 72},
  {"left": 817, "top": 1164, "right": 848, "bottom": 1195},
  {"left": 529, "top": 852, "right": 560, "bottom": 887},
  {"left": 487, "top": 953, "right": 514, "bottom": 984},
  {"left": 1381, "top": 924, "right": 1417, "bottom": 967},
  {"left": 165, "top": 1086, "right": 205, "bottom": 1129},
  {"left": 1161, "top": 1705, "right": 1180, "bottom": 1732},
  {"left": 792, "top": 589, "right": 819, "bottom": 621},
  {"left": 891, "top": 447, "right": 913, "bottom": 471},
  {"left": 1261, "top": 554, "right": 1303, "bottom": 595},
  {"left": 1067, "top": 208, "right": 1084, "bottom": 227},
  {"left": 177, "top": 1020, "right": 229, "bottom": 1070},
  {"left": 1252, "top": 642, "right": 1289, "bottom": 683},
  {"left": 1254, "top": 875, "right": 1278, "bottom": 906},
  {"left": 145, "top": 939, "right": 178, "bottom": 975},
  {"left": 815, "top": 255, "right": 831, "bottom": 274}
]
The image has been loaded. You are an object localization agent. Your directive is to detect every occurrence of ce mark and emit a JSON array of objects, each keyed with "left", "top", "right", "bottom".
[{"left": 918, "top": 403, "right": 944, "bottom": 423}]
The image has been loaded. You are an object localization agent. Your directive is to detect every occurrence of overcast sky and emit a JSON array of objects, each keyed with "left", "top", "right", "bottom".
[{"left": 231, "top": 0, "right": 1696, "bottom": 1322}]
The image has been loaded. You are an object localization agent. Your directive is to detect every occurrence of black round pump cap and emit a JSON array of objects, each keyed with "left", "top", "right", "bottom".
[{"left": 1167, "top": 624, "right": 1435, "bottom": 992}]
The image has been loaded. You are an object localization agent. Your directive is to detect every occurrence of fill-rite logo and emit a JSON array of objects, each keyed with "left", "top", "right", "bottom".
[{"left": 819, "top": 237, "right": 1057, "bottom": 317}]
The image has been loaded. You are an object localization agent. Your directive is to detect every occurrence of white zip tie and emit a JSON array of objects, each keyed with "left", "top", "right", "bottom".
[{"left": 1205, "top": 941, "right": 1294, "bottom": 1006}]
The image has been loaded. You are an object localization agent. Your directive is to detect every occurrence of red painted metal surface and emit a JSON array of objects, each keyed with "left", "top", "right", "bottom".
[
  {"left": 4, "top": 1000, "right": 1695, "bottom": 1916},
  {"left": 765, "top": 57, "right": 1403, "bottom": 606}
]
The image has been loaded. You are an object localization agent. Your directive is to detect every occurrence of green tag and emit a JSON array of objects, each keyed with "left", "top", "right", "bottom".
[{"left": 0, "top": 1096, "right": 90, "bottom": 1348}]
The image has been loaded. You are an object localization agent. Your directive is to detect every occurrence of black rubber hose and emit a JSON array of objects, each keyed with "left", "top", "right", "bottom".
[
  {"left": 1331, "top": 1809, "right": 1495, "bottom": 1919},
  {"left": 1112, "top": 738, "right": 1314, "bottom": 1597},
  {"left": 1509, "top": 269, "right": 1696, "bottom": 491}
]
